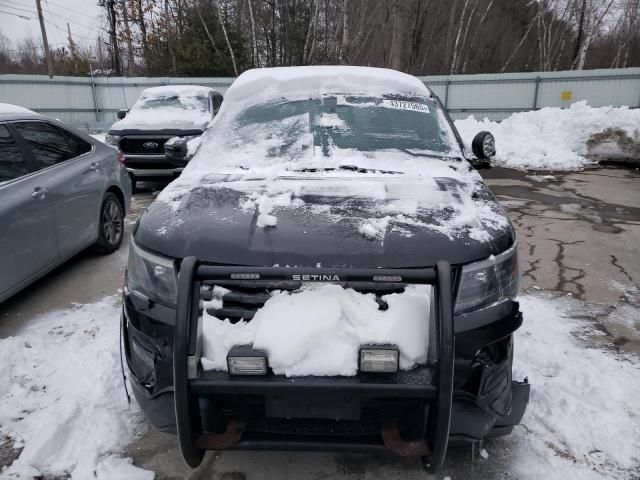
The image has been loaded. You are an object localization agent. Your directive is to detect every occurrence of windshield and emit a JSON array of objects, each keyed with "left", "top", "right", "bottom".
[
  {"left": 231, "top": 95, "right": 460, "bottom": 159},
  {"left": 134, "top": 95, "right": 210, "bottom": 112}
]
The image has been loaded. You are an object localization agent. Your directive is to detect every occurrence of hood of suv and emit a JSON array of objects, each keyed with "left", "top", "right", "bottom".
[{"left": 135, "top": 175, "right": 514, "bottom": 268}]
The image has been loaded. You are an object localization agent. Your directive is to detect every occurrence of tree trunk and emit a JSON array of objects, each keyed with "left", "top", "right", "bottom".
[
  {"left": 571, "top": 0, "right": 588, "bottom": 68},
  {"left": 247, "top": 0, "right": 259, "bottom": 67},
  {"left": 136, "top": 0, "right": 149, "bottom": 69},
  {"left": 340, "top": 0, "right": 349, "bottom": 64},
  {"left": 502, "top": 4, "right": 537, "bottom": 72},
  {"left": 197, "top": 3, "right": 221, "bottom": 55},
  {"left": 450, "top": 0, "right": 469, "bottom": 74},
  {"left": 215, "top": 0, "right": 239, "bottom": 75},
  {"left": 387, "top": 1, "right": 405, "bottom": 70},
  {"left": 106, "top": 0, "right": 122, "bottom": 75},
  {"left": 121, "top": 1, "right": 136, "bottom": 74},
  {"left": 165, "top": 0, "right": 177, "bottom": 73},
  {"left": 303, "top": 0, "right": 319, "bottom": 64}
]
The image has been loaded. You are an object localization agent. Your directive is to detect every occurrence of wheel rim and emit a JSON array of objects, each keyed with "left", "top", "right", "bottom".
[{"left": 102, "top": 199, "right": 123, "bottom": 245}]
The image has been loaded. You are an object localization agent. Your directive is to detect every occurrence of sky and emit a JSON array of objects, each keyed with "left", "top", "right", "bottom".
[{"left": 0, "top": 0, "right": 102, "bottom": 52}]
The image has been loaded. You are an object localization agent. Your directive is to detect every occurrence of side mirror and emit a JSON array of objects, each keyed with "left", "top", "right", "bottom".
[
  {"left": 165, "top": 136, "right": 193, "bottom": 166},
  {"left": 472, "top": 131, "right": 496, "bottom": 160},
  {"left": 117, "top": 109, "right": 128, "bottom": 120}
]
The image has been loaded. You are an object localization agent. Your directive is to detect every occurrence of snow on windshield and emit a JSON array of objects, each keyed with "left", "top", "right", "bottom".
[
  {"left": 110, "top": 85, "right": 212, "bottom": 130},
  {"left": 157, "top": 66, "right": 507, "bottom": 242}
]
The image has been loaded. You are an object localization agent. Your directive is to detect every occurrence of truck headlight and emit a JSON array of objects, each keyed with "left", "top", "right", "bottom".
[
  {"left": 105, "top": 134, "right": 121, "bottom": 147},
  {"left": 126, "top": 237, "right": 177, "bottom": 306},
  {"left": 455, "top": 242, "right": 519, "bottom": 315}
]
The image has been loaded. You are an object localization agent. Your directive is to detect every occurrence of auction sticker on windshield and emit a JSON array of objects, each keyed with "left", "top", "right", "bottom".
[{"left": 382, "top": 99, "right": 429, "bottom": 112}]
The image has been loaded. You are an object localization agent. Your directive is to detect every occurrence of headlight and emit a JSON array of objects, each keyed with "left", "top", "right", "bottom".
[
  {"left": 126, "top": 237, "right": 177, "bottom": 306},
  {"left": 105, "top": 134, "right": 121, "bottom": 147},
  {"left": 455, "top": 242, "right": 519, "bottom": 315}
]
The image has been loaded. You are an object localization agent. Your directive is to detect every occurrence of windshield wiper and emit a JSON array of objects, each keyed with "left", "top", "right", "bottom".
[
  {"left": 293, "top": 165, "right": 403, "bottom": 175},
  {"left": 398, "top": 148, "right": 463, "bottom": 162}
]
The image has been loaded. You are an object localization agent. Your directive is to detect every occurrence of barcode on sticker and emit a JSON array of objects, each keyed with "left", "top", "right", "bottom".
[{"left": 382, "top": 100, "right": 429, "bottom": 112}]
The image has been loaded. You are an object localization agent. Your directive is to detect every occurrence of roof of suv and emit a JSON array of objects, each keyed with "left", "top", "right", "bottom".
[
  {"left": 224, "top": 66, "right": 432, "bottom": 103},
  {"left": 140, "top": 85, "right": 216, "bottom": 98}
]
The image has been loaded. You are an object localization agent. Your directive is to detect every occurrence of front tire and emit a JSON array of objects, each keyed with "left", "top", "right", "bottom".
[{"left": 94, "top": 192, "right": 124, "bottom": 253}]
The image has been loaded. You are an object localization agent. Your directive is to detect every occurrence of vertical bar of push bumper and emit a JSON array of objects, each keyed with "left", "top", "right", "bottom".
[
  {"left": 425, "top": 261, "right": 455, "bottom": 473},
  {"left": 173, "top": 256, "right": 205, "bottom": 468}
]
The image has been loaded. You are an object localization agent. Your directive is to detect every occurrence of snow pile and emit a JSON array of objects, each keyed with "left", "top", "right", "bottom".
[
  {"left": 512, "top": 294, "right": 640, "bottom": 479},
  {"left": 90, "top": 133, "right": 106, "bottom": 143},
  {"left": 239, "top": 191, "right": 303, "bottom": 228},
  {"left": 0, "top": 297, "right": 152, "bottom": 480},
  {"left": 454, "top": 101, "right": 640, "bottom": 170},
  {"left": 201, "top": 284, "right": 430, "bottom": 377}
]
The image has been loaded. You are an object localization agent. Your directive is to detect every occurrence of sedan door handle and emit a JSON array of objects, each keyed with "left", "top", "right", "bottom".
[
  {"left": 88, "top": 162, "right": 100, "bottom": 171},
  {"left": 32, "top": 187, "right": 49, "bottom": 200}
]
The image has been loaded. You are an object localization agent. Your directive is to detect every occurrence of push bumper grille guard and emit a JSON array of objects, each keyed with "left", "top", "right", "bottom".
[{"left": 173, "top": 258, "right": 455, "bottom": 472}]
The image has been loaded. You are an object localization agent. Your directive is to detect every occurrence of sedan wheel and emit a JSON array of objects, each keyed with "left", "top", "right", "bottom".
[{"left": 94, "top": 192, "right": 124, "bottom": 253}]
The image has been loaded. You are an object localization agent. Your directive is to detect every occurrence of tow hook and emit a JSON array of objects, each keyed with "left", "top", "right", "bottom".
[
  {"left": 195, "top": 420, "right": 245, "bottom": 450},
  {"left": 381, "top": 422, "right": 430, "bottom": 457}
]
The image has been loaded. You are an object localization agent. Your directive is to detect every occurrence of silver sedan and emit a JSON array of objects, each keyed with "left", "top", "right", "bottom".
[{"left": 0, "top": 104, "right": 132, "bottom": 303}]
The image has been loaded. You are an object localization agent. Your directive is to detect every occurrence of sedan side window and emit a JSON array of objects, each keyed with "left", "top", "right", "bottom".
[
  {"left": 12, "top": 121, "right": 91, "bottom": 169},
  {"left": 0, "top": 124, "right": 30, "bottom": 182}
]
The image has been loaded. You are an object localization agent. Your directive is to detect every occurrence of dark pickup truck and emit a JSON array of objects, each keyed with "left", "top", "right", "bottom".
[
  {"left": 106, "top": 85, "right": 223, "bottom": 189},
  {"left": 121, "top": 66, "right": 529, "bottom": 472}
]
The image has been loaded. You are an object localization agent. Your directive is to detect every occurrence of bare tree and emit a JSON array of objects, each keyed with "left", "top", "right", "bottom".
[
  {"left": 247, "top": 0, "right": 259, "bottom": 66},
  {"left": 215, "top": 0, "right": 239, "bottom": 75}
]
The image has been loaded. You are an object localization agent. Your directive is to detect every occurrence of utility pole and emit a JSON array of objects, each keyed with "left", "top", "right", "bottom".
[
  {"left": 67, "top": 23, "right": 79, "bottom": 74},
  {"left": 35, "top": 0, "right": 54, "bottom": 78}
]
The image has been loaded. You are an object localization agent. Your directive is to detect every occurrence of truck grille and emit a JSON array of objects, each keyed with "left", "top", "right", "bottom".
[
  {"left": 120, "top": 137, "right": 169, "bottom": 155},
  {"left": 202, "top": 281, "right": 405, "bottom": 323}
]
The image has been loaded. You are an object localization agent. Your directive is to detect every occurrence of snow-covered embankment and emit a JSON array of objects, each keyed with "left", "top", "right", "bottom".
[{"left": 455, "top": 101, "right": 640, "bottom": 170}]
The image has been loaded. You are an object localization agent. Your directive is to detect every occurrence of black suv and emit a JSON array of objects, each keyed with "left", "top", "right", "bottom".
[
  {"left": 106, "top": 85, "right": 223, "bottom": 190},
  {"left": 121, "top": 67, "right": 529, "bottom": 472}
]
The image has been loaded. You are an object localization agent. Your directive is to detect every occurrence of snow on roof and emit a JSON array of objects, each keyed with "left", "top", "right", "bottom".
[
  {"left": 140, "top": 84, "right": 215, "bottom": 98},
  {"left": 225, "top": 66, "right": 431, "bottom": 103},
  {"left": 0, "top": 103, "right": 37, "bottom": 115}
]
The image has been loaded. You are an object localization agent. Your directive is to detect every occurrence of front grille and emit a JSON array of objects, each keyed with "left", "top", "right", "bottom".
[
  {"left": 202, "top": 281, "right": 406, "bottom": 323},
  {"left": 120, "top": 137, "right": 170, "bottom": 155}
]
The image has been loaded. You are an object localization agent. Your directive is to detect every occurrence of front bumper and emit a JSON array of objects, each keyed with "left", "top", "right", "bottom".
[
  {"left": 123, "top": 300, "right": 528, "bottom": 436},
  {"left": 123, "top": 262, "right": 529, "bottom": 463}
]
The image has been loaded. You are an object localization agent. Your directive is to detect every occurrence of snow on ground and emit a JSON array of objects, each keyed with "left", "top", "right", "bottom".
[
  {"left": 0, "top": 296, "right": 152, "bottom": 480},
  {"left": 0, "top": 288, "right": 637, "bottom": 478},
  {"left": 201, "top": 284, "right": 431, "bottom": 377},
  {"left": 511, "top": 294, "right": 640, "bottom": 479},
  {"left": 454, "top": 101, "right": 640, "bottom": 170}
]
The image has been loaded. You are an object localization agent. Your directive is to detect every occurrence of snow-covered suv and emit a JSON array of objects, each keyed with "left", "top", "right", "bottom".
[
  {"left": 106, "top": 85, "right": 223, "bottom": 189},
  {"left": 121, "top": 66, "right": 529, "bottom": 472}
]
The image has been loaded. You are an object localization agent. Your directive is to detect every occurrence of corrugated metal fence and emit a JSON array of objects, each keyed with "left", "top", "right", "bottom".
[{"left": 1, "top": 68, "right": 639, "bottom": 131}]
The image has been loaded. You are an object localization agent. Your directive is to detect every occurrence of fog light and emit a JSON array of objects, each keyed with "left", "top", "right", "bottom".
[
  {"left": 227, "top": 345, "right": 268, "bottom": 375},
  {"left": 359, "top": 346, "right": 399, "bottom": 373}
]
